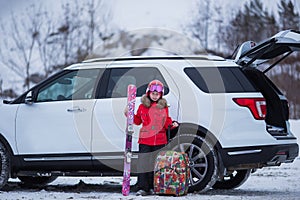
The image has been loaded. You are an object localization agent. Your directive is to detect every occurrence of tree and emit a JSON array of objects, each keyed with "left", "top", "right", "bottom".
[
  {"left": 0, "top": 5, "right": 43, "bottom": 90},
  {"left": 223, "top": 0, "right": 279, "bottom": 54},
  {"left": 47, "top": 0, "right": 114, "bottom": 69},
  {"left": 267, "top": 0, "right": 300, "bottom": 118},
  {"left": 35, "top": 7, "right": 61, "bottom": 77},
  {"left": 187, "top": 0, "right": 212, "bottom": 50},
  {"left": 278, "top": 0, "right": 300, "bottom": 30},
  {"left": 268, "top": 57, "right": 300, "bottom": 119},
  {"left": 0, "top": 0, "right": 114, "bottom": 95}
]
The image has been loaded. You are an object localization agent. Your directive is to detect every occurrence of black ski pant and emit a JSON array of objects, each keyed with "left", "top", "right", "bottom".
[{"left": 137, "top": 144, "right": 165, "bottom": 192}]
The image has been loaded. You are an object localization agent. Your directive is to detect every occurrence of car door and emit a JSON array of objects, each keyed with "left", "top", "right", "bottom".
[
  {"left": 91, "top": 64, "right": 179, "bottom": 171},
  {"left": 16, "top": 69, "right": 103, "bottom": 160}
]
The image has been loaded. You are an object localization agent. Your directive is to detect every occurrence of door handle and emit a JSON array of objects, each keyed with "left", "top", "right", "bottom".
[{"left": 67, "top": 107, "right": 86, "bottom": 112}]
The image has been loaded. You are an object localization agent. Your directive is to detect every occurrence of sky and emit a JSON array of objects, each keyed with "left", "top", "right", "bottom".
[
  {"left": 110, "top": 0, "right": 247, "bottom": 33},
  {"left": 105, "top": 0, "right": 299, "bottom": 31},
  {"left": 1, "top": 0, "right": 296, "bottom": 32},
  {"left": 2, "top": 0, "right": 298, "bottom": 36},
  {"left": 0, "top": 0, "right": 246, "bottom": 31},
  {"left": 111, "top": 0, "right": 197, "bottom": 30}
]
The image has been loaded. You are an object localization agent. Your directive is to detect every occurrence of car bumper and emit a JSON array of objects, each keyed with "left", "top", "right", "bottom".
[{"left": 220, "top": 143, "right": 299, "bottom": 169}]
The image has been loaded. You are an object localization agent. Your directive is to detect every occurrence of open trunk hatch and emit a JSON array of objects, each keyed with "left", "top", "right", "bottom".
[
  {"left": 234, "top": 30, "right": 300, "bottom": 136},
  {"left": 234, "top": 30, "right": 300, "bottom": 69}
]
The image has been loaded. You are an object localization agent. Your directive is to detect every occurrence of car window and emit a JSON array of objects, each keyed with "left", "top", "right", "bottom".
[
  {"left": 105, "top": 67, "right": 169, "bottom": 98},
  {"left": 184, "top": 67, "right": 258, "bottom": 93},
  {"left": 36, "top": 69, "right": 103, "bottom": 102}
]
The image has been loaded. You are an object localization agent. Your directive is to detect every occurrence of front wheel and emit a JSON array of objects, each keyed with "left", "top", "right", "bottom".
[
  {"left": 212, "top": 169, "right": 251, "bottom": 189},
  {"left": 168, "top": 134, "right": 218, "bottom": 193},
  {"left": 0, "top": 142, "right": 10, "bottom": 190}
]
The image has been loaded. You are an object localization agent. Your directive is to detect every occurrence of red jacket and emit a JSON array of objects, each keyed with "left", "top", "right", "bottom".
[{"left": 134, "top": 96, "right": 173, "bottom": 146}]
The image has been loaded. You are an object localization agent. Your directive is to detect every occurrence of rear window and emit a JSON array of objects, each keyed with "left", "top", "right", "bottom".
[{"left": 184, "top": 67, "right": 258, "bottom": 93}]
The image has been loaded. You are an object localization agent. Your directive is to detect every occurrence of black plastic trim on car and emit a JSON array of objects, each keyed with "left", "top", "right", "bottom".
[
  {"left": 95, "top": 69, "right": 111, "bottom": 99},
  {"left": 16, "top": 152, "right": 121, "bottom": 172},
  {"left": 220, "top": 143, "right": 299, "bottom": 168},
  {"left": 16, "top": 153, "right": 93, "bottom": 170},
  {"left": 13, "top": 152, "right": 139, "bottom": 176},
  {"left": 273, "top": 136, "right": 297, "bottom": 140}
]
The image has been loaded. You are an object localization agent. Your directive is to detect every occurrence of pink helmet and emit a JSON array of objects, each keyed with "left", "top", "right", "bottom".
[{"left": 146, "top": 80, "right": 164, "bottom": 96}]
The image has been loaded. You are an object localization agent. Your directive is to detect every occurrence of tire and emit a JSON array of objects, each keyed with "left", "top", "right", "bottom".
[
  {"left": 18, "top": 176, "right": 58, "bottom": 187},
  {"left": 0, "top": 142, "right": 10, "bottom": 190},
  {"left": 168, "top": 134, "right": 218, "bottom": 193},
  {"left": 212, "top": 169, "right": 251, "bottom": 189}
]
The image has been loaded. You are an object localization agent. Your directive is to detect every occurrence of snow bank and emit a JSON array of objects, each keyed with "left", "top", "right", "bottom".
[{"left": 290, "top": 119, "right": 300, "bottom": 139}]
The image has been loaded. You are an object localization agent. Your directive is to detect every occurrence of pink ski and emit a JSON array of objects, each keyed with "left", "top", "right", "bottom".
[{"left": 122, "top": 84, "right": 137, "bottom": 196}]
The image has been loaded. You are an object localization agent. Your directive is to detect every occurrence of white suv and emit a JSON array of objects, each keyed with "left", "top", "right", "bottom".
[{"left": 0, "top": 30, "right": 298, "bottom": 192}]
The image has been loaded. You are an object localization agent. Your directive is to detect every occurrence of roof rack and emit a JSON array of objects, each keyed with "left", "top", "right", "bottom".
[{"left": 82, "top": 55, "right": 225, "bottom": 63}]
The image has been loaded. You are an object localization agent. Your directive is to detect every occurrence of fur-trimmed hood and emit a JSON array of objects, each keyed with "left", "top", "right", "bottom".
[{"left": 141, "top": 94, "right": 168, "bottom": 109}]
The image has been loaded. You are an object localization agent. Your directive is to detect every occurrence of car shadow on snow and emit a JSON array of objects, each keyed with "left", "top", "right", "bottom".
[
  {"left": 2, "top": 180, "right": 298, "bottom": 199},
  {"left": 2, "top": 180, "right": 123, "bottom": 193}
]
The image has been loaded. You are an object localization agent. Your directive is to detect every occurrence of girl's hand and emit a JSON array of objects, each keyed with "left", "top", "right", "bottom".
[{"left": 172, "top": 121, "right": 179, "bottom": 127}]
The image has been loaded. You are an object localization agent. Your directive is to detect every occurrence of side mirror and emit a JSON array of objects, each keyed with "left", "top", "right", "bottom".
[{"left": 25, "top": 91, "right": 33, "bottom": 105}]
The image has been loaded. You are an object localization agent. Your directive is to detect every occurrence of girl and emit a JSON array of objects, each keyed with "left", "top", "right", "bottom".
[{"left": 125, "top": 80, "right": 178, "bottom": 196}]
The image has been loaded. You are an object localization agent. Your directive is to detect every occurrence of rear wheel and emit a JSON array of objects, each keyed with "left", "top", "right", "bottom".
[
  {"left": 212, "top": 169, "right": 251, "bottom": 189},
  {"left": 168, "top": 134, "right": 218, "bottom": 193},
  {"left": 18, "top": 176, "right": 58, "bottom": 187},
  {"left": 0, "top": 142, "right": 10, "bottom": 190}
]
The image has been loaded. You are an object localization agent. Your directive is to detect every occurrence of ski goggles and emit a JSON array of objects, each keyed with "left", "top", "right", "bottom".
[{"left": 149, "top": 84, "right": 163, "bottom": 92}]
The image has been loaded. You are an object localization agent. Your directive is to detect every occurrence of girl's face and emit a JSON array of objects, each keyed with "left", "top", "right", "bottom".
[{"left": 149, "top": 91, "right": 161, "bottom": 102}]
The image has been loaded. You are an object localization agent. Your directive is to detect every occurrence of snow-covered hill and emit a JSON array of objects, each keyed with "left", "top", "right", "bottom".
[{"left": 87, "top": 28, "right": 205, "bottom": 59}]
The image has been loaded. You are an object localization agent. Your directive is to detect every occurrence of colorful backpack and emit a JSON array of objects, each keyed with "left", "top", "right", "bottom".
[{"left": 154, "top": 150, "right": 190, "bottom": 196}]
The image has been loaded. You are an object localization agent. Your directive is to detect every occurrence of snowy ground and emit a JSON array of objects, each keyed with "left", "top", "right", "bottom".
[{"left": 0, "top": 121, "right": 299, "bottom": 200}]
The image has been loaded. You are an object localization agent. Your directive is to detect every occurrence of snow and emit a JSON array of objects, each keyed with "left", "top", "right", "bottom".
[{"left": 0, "top": 120, "right": 299, "bottom": 199}]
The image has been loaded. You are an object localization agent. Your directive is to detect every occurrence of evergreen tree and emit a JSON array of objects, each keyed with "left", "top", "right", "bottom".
[
  {"left": 223, "top": 0, "right": 279, "bottom": 54},
  {"left": 278, "top": 0, "right": 300, "bottom": 30}
]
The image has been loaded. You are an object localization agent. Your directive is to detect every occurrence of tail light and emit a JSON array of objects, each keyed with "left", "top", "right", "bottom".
[{"left": 233, "top": 98, "right": 266, "bottom": 120}]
